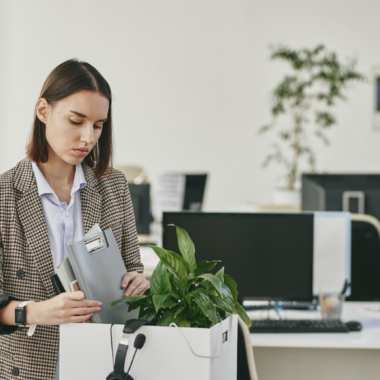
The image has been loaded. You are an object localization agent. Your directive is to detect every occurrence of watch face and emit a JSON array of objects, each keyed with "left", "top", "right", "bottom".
[{"left": 15, "top": 307, "right": 26, "bottom": 325}]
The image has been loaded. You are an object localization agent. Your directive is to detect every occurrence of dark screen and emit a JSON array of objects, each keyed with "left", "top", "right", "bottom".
[
  {"left": 302, "top": 174, "right": 380, "bottom": 221},
  {"left": 129, "top": 184, "right": 150, "bottom": 235},
  {"left": 163, "top": 212, "right": 314, "bottom": 301}
]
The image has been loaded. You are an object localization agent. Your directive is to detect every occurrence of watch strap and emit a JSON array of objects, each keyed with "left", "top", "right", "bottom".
[{"left": 17, "top": 301, "right": 37, "bottom": 336}]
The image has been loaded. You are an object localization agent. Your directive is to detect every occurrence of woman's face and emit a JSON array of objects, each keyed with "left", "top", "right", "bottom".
[{"left": 36, "top": 90, "right": 109, "bottom": 166}]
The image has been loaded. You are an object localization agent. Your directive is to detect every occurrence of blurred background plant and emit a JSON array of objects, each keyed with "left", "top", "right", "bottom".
[{"left": 260, "top": 44, "right": 365, "bottom": 191}]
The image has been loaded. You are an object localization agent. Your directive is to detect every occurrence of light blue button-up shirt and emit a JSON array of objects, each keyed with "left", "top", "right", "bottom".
[
  {"left": 31, "top": 162, "right": 87, "bottom": 380},
  {"left": 31, "top": 162, "right": 86, "bottom": 269}
]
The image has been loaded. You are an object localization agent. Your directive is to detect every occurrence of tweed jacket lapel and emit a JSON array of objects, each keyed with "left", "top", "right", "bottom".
[
  {"left": 81, "top": 163, "right": 102, "bottom": 234},
  {"left": 14, "top": 159, "right": 56, "bottom": 298}
]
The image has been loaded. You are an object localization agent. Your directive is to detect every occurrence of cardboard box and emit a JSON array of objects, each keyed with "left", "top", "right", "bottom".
[{"left": 60, "top": 315, "right": 237, "bottom": 380}]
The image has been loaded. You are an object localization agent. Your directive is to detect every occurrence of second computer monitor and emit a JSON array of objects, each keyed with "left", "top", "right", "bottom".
[
  {"left": 302, "top": 174, "right": 380, "bottom": 221},
  {"left": 163, "top": 212, "right": 314, "bottom": 302}
]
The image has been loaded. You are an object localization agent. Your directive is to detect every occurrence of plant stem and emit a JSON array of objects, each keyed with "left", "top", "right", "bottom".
[{"left": 289, "top": 113, "right": 303, "bottom": 190}]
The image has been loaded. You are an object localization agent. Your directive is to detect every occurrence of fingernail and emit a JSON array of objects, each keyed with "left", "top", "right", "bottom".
[
  {"left": 126, "top": 293, "right": 129, "bottom": 296},
  {"left": 122, "top": 283, "right": 126, "bottom": 287},
  {"left": 98, "top": 302, "right": 102, "bottom": 306}
]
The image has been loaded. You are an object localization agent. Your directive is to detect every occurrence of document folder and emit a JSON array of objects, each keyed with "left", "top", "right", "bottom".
[{"left": 65, "top": 228, "right": 135, "bottom": 324}]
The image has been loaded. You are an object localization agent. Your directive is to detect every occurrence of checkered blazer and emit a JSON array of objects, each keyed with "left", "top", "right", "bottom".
[{"left": 0, "top": 158, "right": 143, "bottom": 379}]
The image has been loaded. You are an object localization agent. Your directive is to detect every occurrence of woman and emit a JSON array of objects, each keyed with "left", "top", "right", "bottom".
[{"left": 0, "top": 59, "right": 150, "bottom": 379}]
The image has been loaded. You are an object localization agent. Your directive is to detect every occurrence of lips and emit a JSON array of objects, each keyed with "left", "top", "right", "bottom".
[{"left": 73, "top": 148, "right": 89, "bottom": 157}]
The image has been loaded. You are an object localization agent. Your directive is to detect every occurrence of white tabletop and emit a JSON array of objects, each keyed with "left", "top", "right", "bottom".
[{"left": 249, "top": 302, "right": 380, "bottom": 349}]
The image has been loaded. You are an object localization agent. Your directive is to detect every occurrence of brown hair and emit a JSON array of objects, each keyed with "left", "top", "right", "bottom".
[{"left": 26, "top": 58, "right": 113, "bottom": 179}]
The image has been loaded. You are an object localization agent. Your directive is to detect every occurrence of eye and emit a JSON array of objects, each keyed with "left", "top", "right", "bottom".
[
  {"left": 94, "top": 125, "right": 102, "bottom": 130},
  {"left": 70, "top": 120, "right": 81, "bottom": 125}
]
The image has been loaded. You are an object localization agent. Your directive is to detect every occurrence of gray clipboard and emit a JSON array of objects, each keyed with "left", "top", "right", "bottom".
[{"left": 66, "top": 228, "right": 138, "bottom": 324}]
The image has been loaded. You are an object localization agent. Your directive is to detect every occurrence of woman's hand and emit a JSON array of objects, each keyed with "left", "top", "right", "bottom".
[
  {"left": 25, "top": 291, "right": 102, "bottom": 325},
  {"left": 121, "top": 271, "right": 150, "bottom": 297}
]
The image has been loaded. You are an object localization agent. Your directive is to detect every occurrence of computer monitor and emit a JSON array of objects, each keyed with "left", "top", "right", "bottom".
[
  {"left": 183, "top": 174, "right": 207, "bottom": 211},
  {"left": 129, "top": 184, "right": 151, "bottom": 235},
  {"left": 162, "top": 212, "right": 314, "bottom": 301},
  {"left": 302, "top": 174, "right": 380, "bottom": 221}
]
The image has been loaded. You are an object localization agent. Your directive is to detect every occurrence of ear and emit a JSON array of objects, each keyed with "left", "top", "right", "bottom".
[{"left": 36, "top": 98, "right": 51, "bottom": 123}]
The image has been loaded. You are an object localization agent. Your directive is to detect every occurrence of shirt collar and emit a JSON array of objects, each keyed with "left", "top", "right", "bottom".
[{"left": 31, "top": 162, "right": 87, "bottom": 197}]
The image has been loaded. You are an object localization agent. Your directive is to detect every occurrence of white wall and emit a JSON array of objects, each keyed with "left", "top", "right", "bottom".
[{"left": 1, "top": 0, "right": 379, "bottom": 212}]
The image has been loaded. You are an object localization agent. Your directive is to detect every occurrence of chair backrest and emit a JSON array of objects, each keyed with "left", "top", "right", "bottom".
[
  {"left": 346, "top": 214, "right": 380, "bottom": 301},
  {"left": 237, "top": 316, "right": 259, "bottom": 380}
]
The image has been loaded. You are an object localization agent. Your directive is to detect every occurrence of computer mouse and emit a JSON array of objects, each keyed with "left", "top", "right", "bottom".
[{"left": 345, "top": 321, "right": 362, "bottom": 331}]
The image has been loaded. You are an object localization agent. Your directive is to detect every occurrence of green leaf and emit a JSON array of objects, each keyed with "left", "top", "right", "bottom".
[
  {"left": 194, "top": 261, "right": 220, "bottom": 277},
  {"left": 191, "top": 315, "right": 212, "bottom": 328},
  {"left": 109, "top": 295, "right": 147, "bottom": 309},
  {"left": 174, "top": 303, "right": 186, "bottom": 318},
  {"left": 148, "top": 245, "right": 189, "bottom": 288},
  {"left": 128, "top": 296, "right": 152, "bottom": 312},
  {"left": 151, "top": 262, "right": 172, "bottom": 296},
  {"left": 185, "top": 294, "right": 192, "bottom": 308},
  {"left": 207, "top": 289, "right": 218, "bottom": 297},
  {"left": 234, "top": 302, "right": 252, "bottom": 328},
  {"left": 215, "top": 267, "right": 225, "bottom": 287},
  {"left": 138, "top": 306, "right": 156, "bottom": 321},
  {"left": 177, "top": 318, "right": 191, "bottom": 327},
  {"left": 161, "top": 298, "right": 179, "bottom": 308},
  {"left": 169, "top": 274, "right": 186, "bottom": 300},
  {"left": 169, "top": 224, "right": 197, "bottom": 277},
  {"left": 156, "top": 308, "right": 184, "bottom": 326},
  {"left": 199, "top": 273, "right": 224, "bottom": 299},
  {"left": 224, "top": 274, "right": 238, "bottom": 300},
  {"left": 211, "top": 295, "right": 236, "bottom": 314},
  {"left": 153, "top": 295, "right": 169, "bottom": 313},
  {"left": 190, "top": 288, "right": 218, "bottom": 325}
]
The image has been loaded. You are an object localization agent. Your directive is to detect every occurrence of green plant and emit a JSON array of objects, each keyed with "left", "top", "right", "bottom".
[
  {"left": 110, "top": 225, "right": 251, "bottom": 328},
  {"left": 260, "top": 44, "right": 365, "bottom": 190}
]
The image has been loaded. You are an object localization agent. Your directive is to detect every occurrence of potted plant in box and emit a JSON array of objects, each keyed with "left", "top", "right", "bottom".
[{"left": 110, "top": 224, "right": 251, "bottom": 328}]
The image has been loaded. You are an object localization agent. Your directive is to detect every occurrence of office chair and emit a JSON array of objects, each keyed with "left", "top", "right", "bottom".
[
  {"left": 237, "top": 316, "right": 259, "bottom": 380},
  {"left": 346, "top": 214, "right": 380, "bottom": 301}
]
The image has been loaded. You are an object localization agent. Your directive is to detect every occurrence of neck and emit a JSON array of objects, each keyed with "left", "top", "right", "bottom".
[{"left": 37, "top": 151, "right": 76, "bottom": 189}]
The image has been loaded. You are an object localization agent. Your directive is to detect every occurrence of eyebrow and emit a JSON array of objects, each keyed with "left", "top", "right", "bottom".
[{"left": 69, "top": 110, "right": 108, "bottom": 122}]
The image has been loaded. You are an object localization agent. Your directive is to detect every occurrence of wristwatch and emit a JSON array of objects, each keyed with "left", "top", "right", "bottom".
[{"left": 15, "top": 301, "right": 37, "bottom": 336}]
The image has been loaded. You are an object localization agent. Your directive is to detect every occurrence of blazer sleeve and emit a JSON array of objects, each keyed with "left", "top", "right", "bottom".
[
  {"left": 0, "top": 232, "right": 19, "bottom": 335},
  {"left": 120, "top": 177, "right": 144, "bottom": 274}
]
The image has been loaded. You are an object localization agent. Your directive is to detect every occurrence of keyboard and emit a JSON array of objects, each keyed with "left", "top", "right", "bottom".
[{"left": 249, "top": 319, "right": 349, "bottom": 333}]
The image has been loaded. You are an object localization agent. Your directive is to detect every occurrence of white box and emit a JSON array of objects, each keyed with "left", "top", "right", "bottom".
[{"left": 60, "top": 314, "right": 237, "bottom": 380}]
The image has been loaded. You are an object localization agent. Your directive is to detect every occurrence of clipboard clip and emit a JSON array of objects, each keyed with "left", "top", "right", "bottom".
[{"left": 85, "top": 235, "right": 105, "bottom": 253}]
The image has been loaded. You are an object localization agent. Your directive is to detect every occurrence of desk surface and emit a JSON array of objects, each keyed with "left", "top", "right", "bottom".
[{"left": 248, "top": 302, "right": 380, "bottom": 349}]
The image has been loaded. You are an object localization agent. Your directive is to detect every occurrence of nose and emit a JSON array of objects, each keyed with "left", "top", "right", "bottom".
[{"left": 81, "top": 123, "right": 95, "bottom": 146}]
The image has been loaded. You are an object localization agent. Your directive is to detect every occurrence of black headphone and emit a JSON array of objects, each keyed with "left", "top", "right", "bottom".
[{"left": 107, "top": 319, "right": 153, "bottom": 380}]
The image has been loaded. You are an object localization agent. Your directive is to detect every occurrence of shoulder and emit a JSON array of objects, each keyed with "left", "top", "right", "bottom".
[
  {"left": 82, "top": 164, "right": 128, "bottom": 196},
  {"left": 0, "top": 158, "right": 29, "bottom": 193}
]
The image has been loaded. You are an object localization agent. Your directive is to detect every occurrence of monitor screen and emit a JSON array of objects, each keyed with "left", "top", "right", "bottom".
[
  {"left": 129, "top": 184, "right": 150, "bottom": 235},
  {"left": 162, "top": 212, "right": 314, "bottom": 301},
  {"left": 302, "top": 174, "right": 380, "bottom": 221},
  {"left": 183, "top": 174, "right": 207, "bottom": 211}
]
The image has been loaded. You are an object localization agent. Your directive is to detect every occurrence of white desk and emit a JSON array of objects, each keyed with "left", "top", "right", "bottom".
[{"left": 248, "top": 302, "right": 380, "bottom": 380}]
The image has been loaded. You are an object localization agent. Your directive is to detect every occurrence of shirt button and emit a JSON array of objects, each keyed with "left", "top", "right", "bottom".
[
  {"left": 65, "top": 212, "right": 69, "bottom": 217},
  {"left": 55, "top": 197, "right": 59, "bottom": 201},
  {"left": 66, "top": 241, "right": 71, "bottom": 246}
]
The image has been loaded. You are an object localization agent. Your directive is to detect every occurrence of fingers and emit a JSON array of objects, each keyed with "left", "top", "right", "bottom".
[
  {"left": 129, "top": 280, "right": 150, "bottom": 297},
  {"left": 68, "top": 305, "right": 101, "bottom": 317},
  {"left": 66, "top": 291, "right": 85, "bottom": 301},
  {"left": 121, "top": 272, "right": 138, "bottom": 288},
  {"left": 124, "top": 276, "right": 144, "bottom": 297},
  {"left": 70, "top": 313, "right": 95, "bottom": 323}
]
